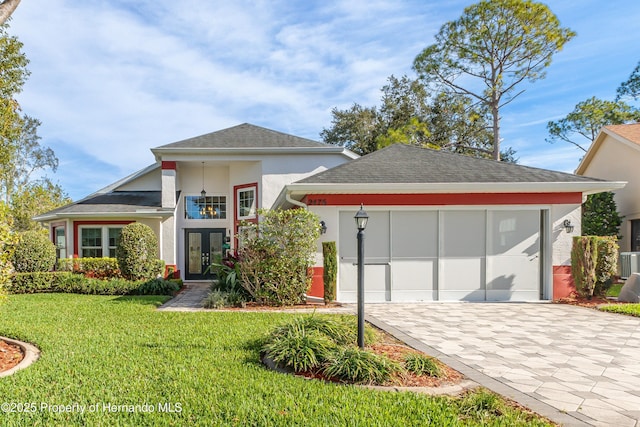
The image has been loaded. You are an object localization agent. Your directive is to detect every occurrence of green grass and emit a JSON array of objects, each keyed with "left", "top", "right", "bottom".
[
  {"left": 599, "top": 303, "right": 640, "bottom": 317},
  {"left": 606, "top": 283, "right": 623, "bottom": 297},
  {"left": 0, "top": 294, "right": 552, "bottom": 426}
]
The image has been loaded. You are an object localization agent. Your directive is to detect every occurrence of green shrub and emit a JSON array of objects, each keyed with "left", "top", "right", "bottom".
[
  {"left": 203, "top": 289, "right": 246, "bottom": 309},
  {"left": 571, "top": 236, "right": 619, "bottom": 298},
  {"left": 321, "top": 347, "right": 399, "bottom": 384},
  {"left": 116, "top": 223, "right": 161, "bottom": 280},
  {"left": 262, "top": 322, "right": 336, "bottom": 372},
  {"left": 8, "top": 272, "right": 178, "bottom": 296},
  {"left": 595, "top": 237, "right": 618, "bottom": 296},
  {"left": 404, "top": 353, "right": 442, "bottom": 377},
  {"left": 134, "top": 278, "right": 180, "bottom": 295},
  {"left": 57, "top": 257, "right": 121, "bottom": 278},
  {"left": 0, "top": 206, "right": 14, "bottom": 303},
  {"left": 12, "top": 230, "right": 56, "bottom": 272},
  {"left": 237, "top": 209, "right": 320, "bottom": 306},
  {"left": 322, "top": 241, "right": 337, "bottom": 303}
]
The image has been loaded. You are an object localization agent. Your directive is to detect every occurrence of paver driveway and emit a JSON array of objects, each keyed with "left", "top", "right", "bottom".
[{"left": 365, "top": 303, "right": 640, "bottom": 427}]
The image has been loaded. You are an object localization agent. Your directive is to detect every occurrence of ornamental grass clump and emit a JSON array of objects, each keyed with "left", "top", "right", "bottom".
[
  {"left": 404, "top": 353, "right": 443, "bottom": 378},
  {"left": 321, "top": 347, "right": 400, "bottom": 385},
  {"left": 262, "top": 322, "right": 336, "bottom": 372}
]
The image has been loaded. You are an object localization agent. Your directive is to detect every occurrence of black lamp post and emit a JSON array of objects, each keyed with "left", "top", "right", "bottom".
[{"left": 354, "top": 204, "right": 369, "bottom": 349}]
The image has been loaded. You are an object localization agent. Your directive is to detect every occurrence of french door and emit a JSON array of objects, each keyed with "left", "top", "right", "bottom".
[{"left": 185, "top": 228, "right": 225, "bottom": 280}]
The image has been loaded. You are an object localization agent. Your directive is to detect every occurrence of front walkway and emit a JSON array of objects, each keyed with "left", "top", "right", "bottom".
[
  {"left": 157, "top": 282, "right": 210, "bottom": 311},
  {"left": 365, "top": 303, "right": 640, "bottom": 427}
]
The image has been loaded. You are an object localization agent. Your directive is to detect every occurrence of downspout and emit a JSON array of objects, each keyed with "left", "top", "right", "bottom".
[{"left": 286, "top": 191, "right": 308, "bottom": 209}]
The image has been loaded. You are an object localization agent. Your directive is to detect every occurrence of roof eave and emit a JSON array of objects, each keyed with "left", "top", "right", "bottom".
[
  {"left": 34, "top": 210, "right": 174, "bottom": 222},
  {"left": 151, "top": 146, "right": 358, "bottom": 161}
]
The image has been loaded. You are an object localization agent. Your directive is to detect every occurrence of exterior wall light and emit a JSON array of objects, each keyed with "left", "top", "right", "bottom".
[
  {"left": 563, "top": 219, "right": 574, "bottom": 233},
  {"left": 320, "top": 220, "right": 327, "bottom": 235}
]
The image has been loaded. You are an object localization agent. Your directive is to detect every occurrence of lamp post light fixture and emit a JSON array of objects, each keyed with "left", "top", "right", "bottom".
[{"left": 354, "top": 203, "right": 369, "bottom": 349}]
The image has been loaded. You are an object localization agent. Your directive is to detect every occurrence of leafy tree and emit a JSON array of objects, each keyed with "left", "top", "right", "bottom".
[
  {"left": 10, "top": 181, "right": 70, "bottom": 232},
  {"left": 581, "top": 192, "right": 623, "bottom": 238},
  {"left": 546, "top": 97, "right": 640, "bottom": 151},
  {"left": 0, "top": 0, "right": 20, "bottom": 25},
  {"left": 322, "top": 75, "right": 506, "bottom": 158},
  {"left": 320, "top": 103, "right": 380, "bottom": 155},
  {"left": 413, "top": 0, "right": 575, "bottom": 160},
  {"left": 617, "top": 60, "right": 640, "bottom": 101},
  {"left": 0, "top": 24, "right": 67, "bottom": 230}
]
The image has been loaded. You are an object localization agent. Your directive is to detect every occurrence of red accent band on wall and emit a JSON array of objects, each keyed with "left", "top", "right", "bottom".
[
  {"left": 308, "top": 266, "right": 324, "bottom": 299},
  {"left": 553, "top": 265, "right": 575, "bottom": 300},
  {"left": 161, "top": 161, "right": 177, "bottom": 170},
  {"left": 73, "top": 220, "right": 134, "bottom": 257},
  {"left": 302, "top": 192, "right": 583, "bottom": 206}
]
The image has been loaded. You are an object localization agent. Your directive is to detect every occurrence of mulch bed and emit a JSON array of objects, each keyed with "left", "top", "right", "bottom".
[
  {"left": 0, "top": 340, "right": 24, "bottom": 374},
  {"left": 554, "top": 292, "right": 627, "bottom": 309}
]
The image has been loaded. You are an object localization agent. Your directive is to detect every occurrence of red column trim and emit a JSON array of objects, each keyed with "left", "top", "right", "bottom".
[{"left": 161, "top": 161, "right": 177, "bottom": 170}]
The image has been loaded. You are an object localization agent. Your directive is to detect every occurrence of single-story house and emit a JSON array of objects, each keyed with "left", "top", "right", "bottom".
[
  {"left": 36, "top": 123, "right": 624, "bottom": 302},
  {"left": 575, "top": 124, "right": 640, "bottom": 252}
]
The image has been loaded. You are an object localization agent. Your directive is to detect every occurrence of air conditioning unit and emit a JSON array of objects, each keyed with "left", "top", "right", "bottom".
[{"left": 620, "top": 252, "right": 640, "bottom": 279}]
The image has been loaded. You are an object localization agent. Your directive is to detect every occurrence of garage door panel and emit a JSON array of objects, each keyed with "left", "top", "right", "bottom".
[
  {"left": 339, "top": 211, "right": 389, "bottom": 262},
  {"left": 391, "top": 259, "right": 437, "bottom": 301},
  {"left": 487, "top": 256, "right": 539, "bottom": 291},
  {"left": 441, "top": 211, "right": 486, "bottom": 257},
  {"left": 440, "top": 258, "right": 485, "bottom": 291},
  {"left": 486, "top": 290, "right": 540, "bottom": 301},
  {"left": 439, "top": 290, "right": 486, "bottom": 301},
  {"left": 391, "top": 211, "right": 437, "bottom": 258},
  {"left": 488, "top": 210, "right": 540, "bottom": 256},
  {"left": 338, "top": 262, "right": 389, "bottom": 302}
]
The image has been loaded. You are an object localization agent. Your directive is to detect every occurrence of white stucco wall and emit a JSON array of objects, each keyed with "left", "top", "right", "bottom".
[
  {"left": 580, "top": 136, "right": 639, "bottom": 251},
  {"left": 116, "top": 167, "right": 161, "bottom": 191},
  {"left": 551, "top": 204, "right": 581, "bottom": 267}
]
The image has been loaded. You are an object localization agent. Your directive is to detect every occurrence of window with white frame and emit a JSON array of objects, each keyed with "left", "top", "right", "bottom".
[
  {"left": 80, "top": 226, "right": 123, "bottom": 258},
  {"left": 237, "top": 187, "right": 256, "bottom": 219},
  {"left": 184, "top": 195, "right": 227, "bottom": 219}
]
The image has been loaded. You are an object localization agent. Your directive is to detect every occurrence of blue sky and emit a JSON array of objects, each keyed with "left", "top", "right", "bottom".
[{"left": 9, "top": 0, "right": 640, "bottom": 201}]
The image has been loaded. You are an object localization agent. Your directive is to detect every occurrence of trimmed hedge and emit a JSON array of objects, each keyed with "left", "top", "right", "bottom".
[
  {"left": 8, "top": 272, "right": 180, "bottom": 296},
  {"left": 12, "top": 230, "right": 57, "bottom": 272},
  {"left": 322, "top": 241, "right": 337, "bottom": 303},
  {"left": 571, "top": 236, "right": 618, "bottom": 298},
  {"left": 117, "top": 223, "right": 162, "bottom": 280},
  {"left": 57, "top": 257, "right": 121, "bottom": 278}
]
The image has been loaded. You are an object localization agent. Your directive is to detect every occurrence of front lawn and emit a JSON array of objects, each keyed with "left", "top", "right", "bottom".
[
  {"left": 0, "top": 294, "right": 551, "bottom": 426},
  {"left": 599, "top": 303, "right": 640, "bottom": 317}
]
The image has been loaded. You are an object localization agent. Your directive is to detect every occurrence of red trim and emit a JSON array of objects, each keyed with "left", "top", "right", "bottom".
[
  {"left": 73, "top": 220, "right": 133, "bottom": 257},
  {"left": 302, "top": 192, "right": 583, "bottom": 206},
  {"left": 161, "top": 161, "right": 176, "bottom": 170},
  {"left": 233, "top": 183, "right": 259, "bottom": 247},
  {"left": 553, "top": 265, "right": 575, "bottom": 300}
]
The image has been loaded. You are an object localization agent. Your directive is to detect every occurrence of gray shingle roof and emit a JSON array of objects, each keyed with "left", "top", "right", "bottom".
[
  {"left": 155, "top": 123, "right": 327, "bottom": 149},
  {"left": 39, "top": 191, "right": 164, "bottom": 217},
  {"left": 297, "top": 144, "right": 605, "bottom": 184}
]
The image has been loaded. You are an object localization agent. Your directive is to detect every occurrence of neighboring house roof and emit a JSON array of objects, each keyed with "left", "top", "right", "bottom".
[
  {"left": 275, "top": 144, "right": 625, "bottom": 208},
  {"left": 576, "top": 123, "right": 640, "bottom": 175},
  {"left": 33, "top": 191, "right": 175, "bottom": 221},
  {"left": 151, "top": 123, "right": 358, "bottom": 159}
]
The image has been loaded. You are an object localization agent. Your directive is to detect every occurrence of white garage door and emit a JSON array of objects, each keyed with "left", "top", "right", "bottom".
[{"left": 338, "top": 209, "right": 541, "bottom": 302}]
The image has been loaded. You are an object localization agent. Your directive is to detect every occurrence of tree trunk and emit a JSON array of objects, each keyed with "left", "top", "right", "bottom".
[
  {"left": 492, "top": 103, "right": 500, "bottom": 161},
  {"left": 0, "top": 0, "right": 21, "bottom": 25}
]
